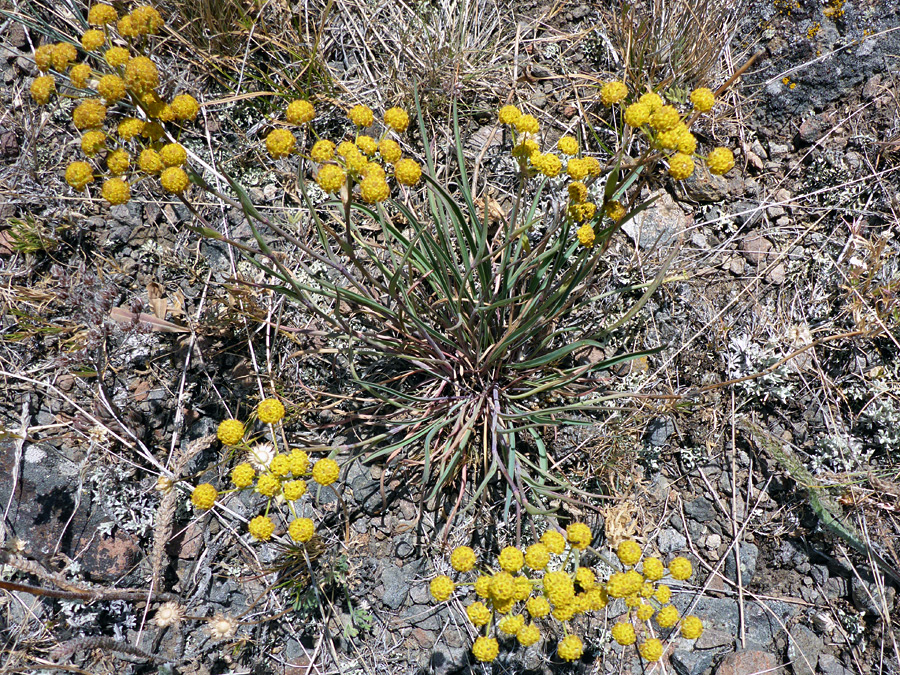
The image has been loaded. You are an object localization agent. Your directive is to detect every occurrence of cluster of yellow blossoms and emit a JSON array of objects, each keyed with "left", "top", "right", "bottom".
[
  {"left": 599, "top": 81, "right": 736, "bottom": 181},
  {"left": 264, "top": 101, "right": 422, "bottom": 204},
  {"left": 30, "top": 4, "right": 200, "bottom": 205},
  {"left": 430, "top": 530, "right": 704, "bottom": 664},
  {"left": 187, "top": 397, "right": 341, "bottom": 545}
]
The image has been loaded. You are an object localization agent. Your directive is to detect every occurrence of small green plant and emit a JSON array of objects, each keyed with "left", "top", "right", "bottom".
[
  {"left": 429, "top": 527, "right": 704, "bottom": 663},
  {"left": 6, "top": 215, "right": 64, "bottom": 254}
]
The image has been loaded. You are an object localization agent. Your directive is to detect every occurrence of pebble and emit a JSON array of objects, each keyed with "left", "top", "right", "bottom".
[
  {"left": 715, "top": 650, "right": 782, "bottom": 675},
  {"left": 671, "top": 649, "right": 715, "bottom": 675},
  {"left": 379, "top": 564, "right": 409, "bottom": 610},
  {"left": 657, "top": 528, "right": 687, "bottom": 554},
  {"left": 685, "top": 496, "right": 717, "bottom": 523},
  {"left": 787, "top": 624, "right": 823, "bottom": 675},
  {"left": 724, "top": 542, "right": 759, "bottom": 584}
]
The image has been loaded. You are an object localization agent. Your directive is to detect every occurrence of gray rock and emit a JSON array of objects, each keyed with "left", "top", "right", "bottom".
[
  {"left": 672, "top": 648, "right": 715, "bottom": 675},
  {"left": 696, "top": 627, "right": 734, "bottom": 650},
  {"left": 769, "top": 142, "right": 790, "bottom": 157},
  {"left": 786, "top": 624, "right": 822, "bottom": 675},
  {"left": 379, "top": 564, "right": 409, "bottom": 609},
  {"left": 351, "top": 473, "right": 383, "bottom": 514},
  {"left": 685, "top": 496, "right": 717, "bottom": 523},
  {"left": 817, "top": 654, "right": 854, "bottom": 675},
  {"left": 623, "top": 191, "right": 688, "bottom": 249},
  {"left": 725, "top": 543, "right": 759, "bottom": 584},
  {"left": 682, "top": 164, "right": 729, "bottom": 202},
  {"left": 851, "top": 576, "right": 896, "bottom": 614},
  {"left": 647, "top": 417, "right": 676, "bottom": 446},
  {"left": 740, "top": 232, "right": 774, "bottom": 266},
  {"left": 431, "top": 646, "right": 468, "bottom": 675},
  {"left": 824, "top": 576, "right": 848, "bottom": 601},
  {"left": 694, "top": 597, "right": 797, "bottom": 651},
  {"left": 715, "top": 650, "right": 782, "bottom": 675},
  {"left": 658, "top": 528, "right": 687, "bottom": 554}
]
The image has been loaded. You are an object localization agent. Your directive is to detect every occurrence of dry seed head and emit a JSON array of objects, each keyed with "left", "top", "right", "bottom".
[
  {"left": 154, "top": 601, "right": 183, "bottom": 628},
  {"left": 207, "top": 614, "right": 237, "bottom": 640}
]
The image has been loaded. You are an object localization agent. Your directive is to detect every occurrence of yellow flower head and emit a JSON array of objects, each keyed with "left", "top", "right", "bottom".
[
  {"left": 600, "top": 81, "right": 629, "bottom": 106},
  {"left": 611, "top": 621, "right": 636, "bottom": 646},
  {"left": 466, "top": 601, "right": 491, "bottom": 626},
  {"left": 533, "top": 153, "right": 562, "bottom": 178},
  {"left": 542, "top": 570, "right": 575, "bottom": 606},
  {"left": 288, "top": 517, "right": 315, "bottom": 542},
  {"left": 668, "top": 556, "right": 692, "bottom": 580},
  {"left": 656, "top": 128, "right": 682, "bottom": 151},
  {"left": 566, "top": 157, "right": 589, "bottom": 181},
  {"left": 378, "top": 138, "right": 402, "bottom": 163},
  {"left": 256, "top": 474, "right": 281, "bottom": 497},
  {"left": 668, "top": 153, "right": 694, "bottom": 181},
  {"left": 472, "top": 636, "right": 499, "bottom": 663},
  {"left": 231, "top": 463, "right": 255, "bottom": 488},
  {"left": 356, "top": 135, "right": 378, "bottom": 156},
  {"left": 511, "top": 138, "right": 539, "bottom": 160},
  {"left": 191, "top": 483, "right": 217, "bottom": 509},
  {"left": 286, "top": 99, "right": 315, "bottom": 125},
  {"left": 258, "top": 398, "right": 285, "bottom": 424},
  {"left": 81, "top": 131, "right": 106, "bottom": 156},
  {"left": 706, "top": 147, "right": 735, "bottom": 175},
  {"left": 266, "top": 129, "right": 296, "bottom": 159},
  {"left": 677, "top": 130, "right": 697, "bottom": 155},
  {"left": 30, "top": 76, "right": 56, "bottom": 105},
  {"left": 117, "top": 14, "right": 138, "bottom": 38},
  {"left": 605, "top": 200, "right": 626, "bottom": 222},
  {"left": 117, "top": 117, "right": 145, "bottom": 140},
  {"left": 394, "top": 158, "right": 422, "bottom": 186},
  {"left": 360, "top": 175, "right": 390, "bottom": 203},
  {"left": 517, "top": 623, "right": 540, "bottom": 647},
  {"left": 269, "top": 453, "right": 290, "bottom": 477},
  {"left": 34, "top": 44, "right": 54, "bottom": 72},
  {"left": 70, "top": 63, "right": 92, "bottom": 89},
  {"left": 552, "top": 602, "right": 576, "bottom": 622},
  {"left": 489, "top": 571, "right": 515, "bottom": 602},
  {"left": 575, "top": 566, "right": 595, "bottom": 590},
  {"left": 690, "top": 87, "right": 715, "bottom": 112},
  {"left": 642, "top": 557, "right": 664, "bottom": 581},
  {"left": 101, "top": 178, "right": 130, "bottom": 205},
  {"left": 312, "top": 458, "right": 340, "bottom": 486},
  {"left": 348, "top": 104, "right": 374, "bottom": 127},
  {"left": 124, "top": 56, "right": 159, "bottom": 94},
  {"left": 384, "top": 107, "right": 410, "bottom": 132},
  {"left": 681, "top": 615, "right": 704, "bottom": 639},
  {"left": 289, "top": 448, "right": 309, "bottom": 476},
  {"left": 624, "top": 102, "right": 651, "bottom": 127},
  {"left": 51, "top": 42, "right": 78, "bottom": 72},
  {"left": 586, "top": 586, "right": 608, "bottom": 610},
  {"left": 73, "top": 99, "right": 107, "bottom": 130},
  {"left": 515, "top": 114, "right": 539, "bottom": 135},
  {"left": 636, "top": 602, "right": 654, "bottom": 621},
  {"left": 97, "top": 74, "right": 126, "bottom": 102},
  {"left": 649, "top": 105, "right": 681, "bottom": 132},
  {"left": 498, "top": 105, "right": 521, "bottom": 125},
  {"left": 104, "top": 46, "right": 130, "bottom": 68},
  {"left": 655, "top": 604, "right": 680, "bottom": 628},
  {"left": 526, "top": 595, "right": 551, "bottom": 618},
  {"left": 557, "top": 635, "right": 584, "bottom": 661},
  {"left": 654, "top": 583, "right": 671, "bottom": 604},
  {"left": 497, "top": 613, "right": 525, "bottom": 635},
  {"left": 282, "top": 479, "right": 307, "bottom": 501},
  {"left": 566, "top": 522, "right": 592, "bottom": 550},
  {"left": 217, "top": 419, "right": 244, "bottom": 445},
  {"left": 248, "top": 515, "right": 275, "bottom": 541},
  {"left": 65, "top": 162, "right": 93, "bottom": 190},
  {"left": 88, "top": 3, "right": 118, "bottom": 25},
  {"left": 310, "top": 140, "right": 335, "bottom": 163},
  {"left": 142, "top": 121, "right": 165, "bottom": 141},
  {"left": 171, "top": 94, "right": 200, "bottom": 121},
  {"left": 557, "top": 135, "right": 578, "bottom": 155},
  {"left": 160, "top": 166, "right": 189, "bottom": 194},
  {"left": 474, "top": 575, "right": 491, "bottom": 598},
  {"left": 583, "top": 156, "right": 602, "bottom": 177},
  {"left": 639, "top": 91, "right": 663, "bottom": 112},
  {"left": 106, "top": 149, "right": 130, "bottom": 175},
  {"left": 450, "top": 546, "right": 476, "bottom": 572},
  {"left": 524, "top": 542, "right": 550, "bottom": 570},
  {"left": 131, "top": 5, "right": 163, "bottom": 35},
  {"left": 617, "top": 540, "right": 642, "bottom": 566},
  {"left": 81, "top": 29, "right": 105, "bottom": 51},
  {"left": 513, "top": 575, "right": 532, "bottom": 601},
  {"left": 429, "top": 575, "right": 455, "bottom": 602},
  {"left": 498, "top": 546, "right": 524, "bottom": 573},
  {"left": 541, "top": 530, "right": 566, "bottom": 554},
  {"left": 639, "top": 638, "right": 664, "bottom": 662},
  {"left": 576, "top": 223, "right": 595, "bottom": 247},
  {"left": 316, "top": 164, "right": 345, "bottom": 193}
]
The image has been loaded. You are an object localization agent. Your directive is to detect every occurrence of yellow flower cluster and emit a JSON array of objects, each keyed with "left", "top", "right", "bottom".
[
  {"left": 603, "top": 542, "right": 704, "bottom": 658},
  {"left": 430, "top": 524, "right": 617, "bottom": 663},
  {"left": 497, "top": 104, "right": 627, "bottom": 248},
  {"left": 35, "top": 6, "right": 201, "bottom": 206},
  {"left": 601, "top": 82, "right": 735, "bottom": 181}
]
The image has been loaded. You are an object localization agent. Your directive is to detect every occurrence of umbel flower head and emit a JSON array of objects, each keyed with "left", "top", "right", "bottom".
[{"left": 257, "top": 397, "right": 285, "bottom": 424}]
